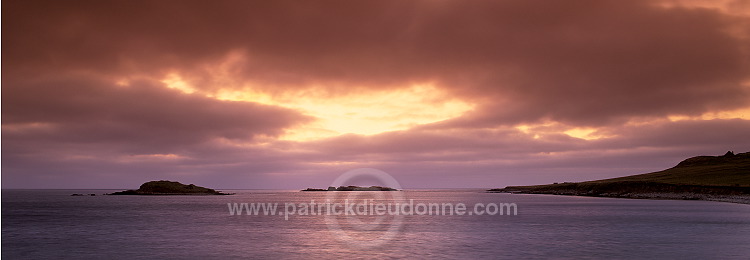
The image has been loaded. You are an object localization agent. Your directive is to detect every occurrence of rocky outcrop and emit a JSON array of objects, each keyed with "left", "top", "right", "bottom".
[
  {"left": 109, "top": 180, "right": 232, "bottom": 195},
  {"left": 302, "top": 186, "right": 398, "bottom": 191}
]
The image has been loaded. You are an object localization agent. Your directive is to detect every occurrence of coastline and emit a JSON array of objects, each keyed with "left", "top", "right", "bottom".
[
  {"left": 489, "top": 181, "right": 750, "bottom": 205},
  {"left": 493, "top": 190, "right": 750, "bottom": 205},
  {"left": 490, "top": 152, "right": 750, "bottom": 205}
]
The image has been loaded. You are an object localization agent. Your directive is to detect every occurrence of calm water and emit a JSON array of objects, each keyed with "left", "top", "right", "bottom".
[{"left": 3, "top": 189, "right": 750, "bottom": 259}]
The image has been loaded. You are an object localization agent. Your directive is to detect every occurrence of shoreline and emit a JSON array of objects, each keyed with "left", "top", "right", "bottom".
[
  {"left": 489, "top": 180, "right": 750, "bottom": 205},
  {"left": 490, "top": 190, "right": 750, "bottom": 205}
]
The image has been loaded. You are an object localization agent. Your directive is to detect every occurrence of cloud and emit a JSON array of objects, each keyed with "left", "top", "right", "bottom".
[
  {"left": 3, "top": 0, "right": 749, "bottom": 188},
  {"left": 1, "top": 72, "right": 313, "bottom": 187},
  {"left": 3, "top": 74, "right": 311, "bottom": 148},
  {"left": 287, "top": 118, "right": 750, "bottom": 187},
  {"left": 7, "top": 1, "right": 750, "bottom": 110}
]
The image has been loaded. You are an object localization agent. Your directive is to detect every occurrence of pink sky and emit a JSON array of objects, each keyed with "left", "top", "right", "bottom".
[{"left": 3, "top": 0, "right": 750, "bottom": 189}]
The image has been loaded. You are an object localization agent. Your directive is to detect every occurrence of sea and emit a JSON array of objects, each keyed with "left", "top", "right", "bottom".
[{"left": 3, "top": 189, "right": 750, "bottom": 259}]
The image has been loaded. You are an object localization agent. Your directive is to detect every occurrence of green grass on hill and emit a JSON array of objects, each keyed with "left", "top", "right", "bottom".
[
  {"left": 490, "top": 152, "right": 750, "bottom": 203},
  {"left": 590, "top": 151, "right": 750, "bottom": 187}
]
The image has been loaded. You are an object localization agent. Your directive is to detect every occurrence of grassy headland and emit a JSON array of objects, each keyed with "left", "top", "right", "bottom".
[{"left": 489, "top": 151, "right": 750, "bottom": 204}]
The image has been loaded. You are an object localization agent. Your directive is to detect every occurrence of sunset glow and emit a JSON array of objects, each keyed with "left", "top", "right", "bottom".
[
  {"left": 158, "top": 71, "right": 474, "bottom": 140},
  {"left": 4, "top": 0, "right": 750, "bottom": 189},
  {"left": 220, "top": 83, "right": 473, "bottom": 140}
]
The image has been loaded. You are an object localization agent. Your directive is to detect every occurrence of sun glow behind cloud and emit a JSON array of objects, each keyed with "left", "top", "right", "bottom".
[
  {"left": 516, "top": 123, "right": 611, "bottom": 140},
  {"left": 668, "top": 107, "right": 750, "bottom": 122},
  {"left": 563, "top": 128, "right": 604, "bottom": 140},
  {"left": 161, "top": 73, "right": 196, "bottom": 94},
  {"left": 151, "top": 70, "right": 750, "bottom": 143},
  {"left": 156, "top": 74, "right": 474, "bottom": 141},
  {"left": 217, "top": 84, "right": 475, "bottom": 141}
]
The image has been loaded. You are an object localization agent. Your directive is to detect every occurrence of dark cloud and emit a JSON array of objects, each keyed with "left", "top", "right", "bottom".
[
  {"left": 3, "top": 74, "right": 311, "bottom": 149},
  {"left": 6, "top": 0, "right": 748, "bottom": 123},
  {"left": 1, "top": 72, "right": 313, "bottom": 187},
  {"left": 304, "top": 119, "right": 750, "bottom": 163},
  {"left": 291, "top": 119, "right": 750, "bottom": 187}
]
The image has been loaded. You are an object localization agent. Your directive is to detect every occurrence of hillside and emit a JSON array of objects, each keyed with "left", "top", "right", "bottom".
[
  {"left": 489, "top": 151, "right": 750, "bottom": 204},
  {"left": 592, "top": 151, "right": 750, "bottom": 186}
]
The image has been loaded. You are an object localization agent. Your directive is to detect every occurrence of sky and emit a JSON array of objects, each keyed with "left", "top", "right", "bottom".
[{"left": 3, "top": 0, "right": 750, "bottom": 189}]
